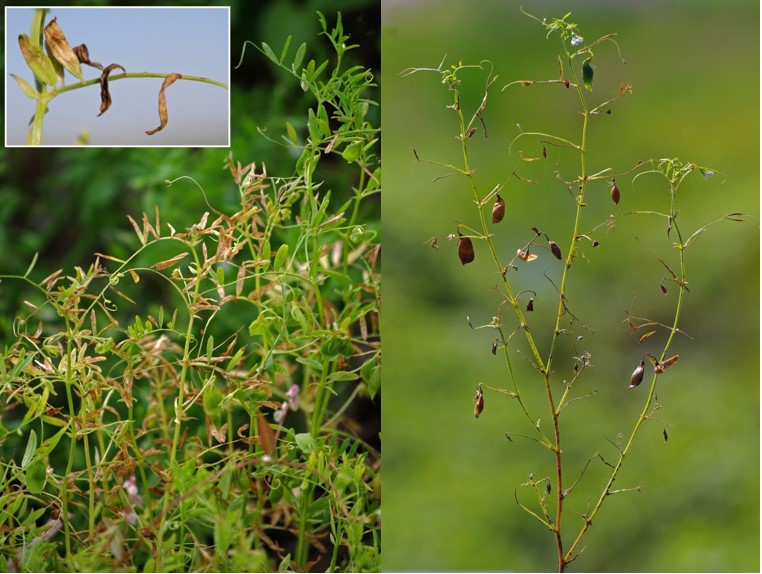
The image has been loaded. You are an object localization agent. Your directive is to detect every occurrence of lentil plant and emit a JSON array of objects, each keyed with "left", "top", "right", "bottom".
[
  {"left": 0, "top": 12, "right": 379, "bottom": 572},
  {"left": 403, "top": 10, "right": 745, "bottom": 572}
]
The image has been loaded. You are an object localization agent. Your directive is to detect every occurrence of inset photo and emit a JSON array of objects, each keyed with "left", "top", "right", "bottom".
[{"left": 6, "top": 6, "right": 229, "bottom": 146}]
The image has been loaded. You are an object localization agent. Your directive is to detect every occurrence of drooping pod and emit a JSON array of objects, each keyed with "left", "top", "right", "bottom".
[
  {"left": 610, "top": 179, "right": 620, "bottom": 205},
  {"left": 492, "top": 194, "right": 505, "bottom": 224},
  {"left": 582, "top": 57, "right": 594, "bottom": 91},
  {"left": 629, "top": 360, "right": 645, "bottom": 388},
  {"left": 473, "top": 386, "right": 484, "bottom": 419},
  {"left": 549, "top": 241, "right": 562, "bottom": 261},
  {"left": 458, "top": 232, "right": 475, "bottom": 265}
]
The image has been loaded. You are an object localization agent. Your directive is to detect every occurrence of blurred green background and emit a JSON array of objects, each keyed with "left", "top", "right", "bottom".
[{"left": 382, "top": 0, "right": 758, "bottom": 571}]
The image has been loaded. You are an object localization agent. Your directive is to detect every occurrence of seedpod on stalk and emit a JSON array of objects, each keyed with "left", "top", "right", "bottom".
[
  {"left": 458, "top": 232, "right": 475, "bottom": 265},
  {"left": 629, "top": 359, "right": 645, "bottom": 388},
  {"left": 611, "top": 179, "right": 621, "bottom": 205},
  {"left": 549, "top": 240, "right": 562, "bottom": 260},
  {"left": 492, "top": 194, "right": 506, "bottom": 224},
  {"left": 474, "top": 385, "right": 484, "bottom": 419}
]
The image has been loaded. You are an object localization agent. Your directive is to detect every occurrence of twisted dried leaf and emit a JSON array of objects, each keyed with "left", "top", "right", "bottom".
[
  {"left": 97, "top": 63, "right": 126, "bottom": 116},
  {"left": 146, "top": 73, "right": 183, "bottom": 135},
  {"left": 44, "top": 18, "right": 83, "bottom": 81},
  {"left": 72, "top": 44, "right": 103, "bottom": 70}
]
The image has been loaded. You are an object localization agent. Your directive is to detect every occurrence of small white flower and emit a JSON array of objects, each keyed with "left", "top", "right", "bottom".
[{"left": 571, "top": 34, "right": 584, "bottom": 46}]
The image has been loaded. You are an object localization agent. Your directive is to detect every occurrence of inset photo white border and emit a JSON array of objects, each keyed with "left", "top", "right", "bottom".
[{"left": 5, "top": 6, "right": 230, "bottom": 147}]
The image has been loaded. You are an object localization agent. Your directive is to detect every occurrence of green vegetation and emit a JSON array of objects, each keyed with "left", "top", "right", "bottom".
[{"left": 0, "top": 10, "right": 379, "bottom": 572}]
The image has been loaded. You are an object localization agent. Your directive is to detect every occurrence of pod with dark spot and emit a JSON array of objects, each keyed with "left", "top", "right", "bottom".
[
  {"left": 492, "top": 194, "right": 505, "bottom": 224},
  {"left": 629, "top": 360, "right": 645, "bottom": 388},
  {"left": 610, "top": 180, "right": 620, "bottom": 205},
  {"left": 458, "top": 232, "right": 475, "bottom": 265},
  {"left": 474, "top": 386, "right": 484, "bottom": 419},
  {"left": 582, "top": 58, "right": 594, "bottom": 91},
  {"left": 549, "top": 241, "right": 562, "bottom": 260}
]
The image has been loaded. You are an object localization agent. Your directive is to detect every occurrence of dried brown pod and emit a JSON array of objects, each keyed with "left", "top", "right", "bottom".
[
  {"left": 466, "top": 127, "right": 477, "bottom": 138},
  {"left": 473, "top": 386, "right": 484, "bottom": 419},
  {"left": 491, "top": 341, "right": 498, "bottom": 355},
  {"left": 526, "top": 298, "right": 534, "bottom": 312},
  {"left": 542, "top": 145, "right": 547, "bottom": 159},
  {"left": 660, "top": 283, "right": 668, "bottom": 294},
  {"left": 72, "top": 44, "right": 103, "bottom": 70},
  {"left": 97, "top": 63, "right": 126, "bottom": 116},
  {"left": 629, "top": 360, "right": 645, "bottom": 388},
  {"left": 654, "top": 354, "right": 679, "bottom": 374},
  {"left": 545, "top": 482, "right": 551, "bottom": 495},
  {"left": 516, "top": 248, "right": 538, "bottom": 262},
  {"left": 663, "top": 428, "right": 669, "bottom": 442},
  {"left": 492, "top": 194, "right": 505, "bottom": 224},
  {"left": 610, "top": 180, "right": 621, "bottom": 205},
  {"left": 44, "top": 18, "right": 83, "bottom": 81},
  {"left": 549, "top": 241, "right": 562, "bottom": 260},
  {"left": 458, "top": 233, "right": 475, "bottom": 265},
  {"left": 146, "top": 73, "right": 183, "bottom": 135}
]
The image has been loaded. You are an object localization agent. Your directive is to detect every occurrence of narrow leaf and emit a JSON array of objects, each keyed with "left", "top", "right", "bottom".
[
  {"left": 22, "top": 430, "right": 38, "bottom": 469},
  {"left": 12, "top": 74, "right": 41, "bottom": 100}
]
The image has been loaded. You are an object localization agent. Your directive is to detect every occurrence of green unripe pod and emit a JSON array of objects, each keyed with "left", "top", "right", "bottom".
[{"left": 582, "top": 58, "right": 594, "bottom": 91}]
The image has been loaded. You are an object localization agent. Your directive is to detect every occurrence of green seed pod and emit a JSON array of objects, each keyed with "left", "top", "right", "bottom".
[
  {"left": 492, "top": 194, "right": 505, "bottom": 224},
  {"left": 629, "top": 360, "right": 645, "bottom": 388},
  {"left": 582, "top": 58, "right": 594, "bottom": 91},
  {"left": 458, "top": 233, "right": 475, "bottom": 265},
  {"left": 611, "top": 180, "right": 620, "bottom": 205}
]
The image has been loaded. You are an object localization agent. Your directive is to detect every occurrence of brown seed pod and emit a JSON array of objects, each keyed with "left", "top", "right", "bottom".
[
  {"left": 458, "top": 233, "right": 475, "bottom": 265},
  {"left": 610, "top": 180, "right": 621, "bottom": 205},
  {"left": 526, "top": 298, "right": 534, "bottom": 312},
  {"left": 492, "top": 194, "right": 505, "bottom": 224},
  {"left": 516, "top": 248, "right": 538, "bottom": 262},
  {"left": 549, "top": 241, "right": 562, "bottom": 260},
  {"left": 655, "top": 354, "right": 679, "bottom": 374},
  {"left": 629, "top": 360, "right": 645, "bottom": 388},
  {"left": 491, "top": 341, "right": 498, "bottom": 355},
  {"left": 474, "top": 386, "right": 484, "bottom": 419}
]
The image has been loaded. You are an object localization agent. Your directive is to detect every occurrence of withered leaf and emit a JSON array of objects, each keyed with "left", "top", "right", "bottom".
[
  {"left": 72, "top": 44, "right": 103, "bottom": 70},
  {"left": 97, "top": 63, "right": 126, "bottom": 117},
  {"left": 44, "top": 18, "right": 83, "bottom": 81},
  {"left": 146, "top": 73, "right": 183, "bottom": 135},
  {"left": 257, "top": 411, "right": 276, "bottom": 457}
]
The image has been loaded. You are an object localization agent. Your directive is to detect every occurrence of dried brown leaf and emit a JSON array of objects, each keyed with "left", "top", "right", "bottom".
[
  {"left": 146, "top": 73, "right": 183, "bottom": 135},
  {"left": 152, "top": 252, "right": 189, "bottom": 271},
  {"left": 44, "top": 18, "right": 83, "bottom": 81},
  {"left": 97, "top": 63, "right": 126, "bottom": 116},
  {"left": 257, "top": 412, "right": 276, "bottom": 457},
  {"left": 72, "top": 43, "right": 103, "bottom": 70}
]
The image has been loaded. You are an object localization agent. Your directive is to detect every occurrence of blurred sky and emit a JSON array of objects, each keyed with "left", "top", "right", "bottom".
[{"left": 6, "top": 7, "right": 229, "bottom": 146}]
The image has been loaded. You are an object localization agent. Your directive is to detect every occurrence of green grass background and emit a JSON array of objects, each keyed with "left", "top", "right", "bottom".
[{"left": 381, "top": 0, "right": 759, "bottom": 571}]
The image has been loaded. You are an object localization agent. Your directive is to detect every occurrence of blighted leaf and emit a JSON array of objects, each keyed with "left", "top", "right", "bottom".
[
  {"left": 72, "top": 44, "right": 103, "bottom": 70},
  {"left": 146, "top": 73, "right": 182, "bottom": 135},
  {"left": 582, "top": 58, "right": 594, "bottom": 91},
  {"left": 257, "top": 411, "right": 276, "bottom": 457},
  {"left": 44, "top": 18, "right": 83, "bottom": 81},
  {"left": 18, "top": 34, "right": 58, "bottom": 85},
  {"left": 11, "top": 75, "right": 40, "bottom": 100},
  {"left": 97, "top": 63, "right": 126, "bottom": 116}
]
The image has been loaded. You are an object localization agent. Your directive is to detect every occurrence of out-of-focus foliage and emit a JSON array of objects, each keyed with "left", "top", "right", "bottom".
[{"left": 382, "top": 1, "right": 758, "bottom": 572}]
